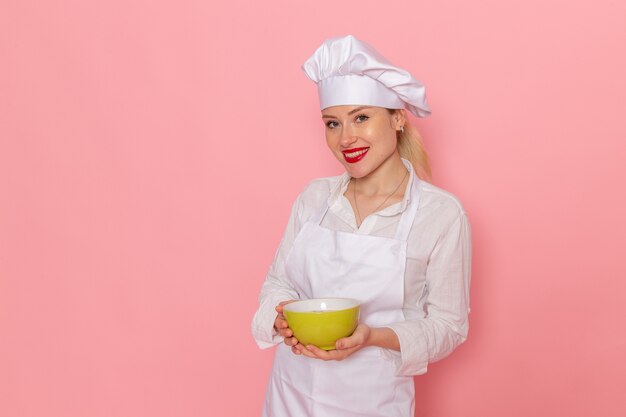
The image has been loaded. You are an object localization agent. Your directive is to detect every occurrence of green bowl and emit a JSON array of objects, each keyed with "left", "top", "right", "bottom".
[{"left": 283, "top": 298, "right": 360, "bottom": 351}]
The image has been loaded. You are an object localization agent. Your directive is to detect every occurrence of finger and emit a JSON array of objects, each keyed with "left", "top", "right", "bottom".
[
  {"left": 278, "top": 328, "right": 293, "bottom": 338},
  {"left": 305, "top": 345, "right": 334, "bottom": 360},
  {"left": 274, "top": 318, "right": 289, "bottom": 329},
  {"left": 337, "top": 324, "right": 369, "bottom": 349},
  {"left": 335, "top": 337, "right": 350, "bottom": 350},
  {"left": 335, "top": 335, "right": 360, "bottom": 350},
  {"left": 309, "top": 344, "right": 361, "bottom": 361},
  {"left": 275, "top": 300, "right": 296, "bottom": 313},
  {"left": 283, "top": 336, "right": 299, "bottom": 347},
  {"left": 295, "top": 344, "right": 318, "bottom": 358}
]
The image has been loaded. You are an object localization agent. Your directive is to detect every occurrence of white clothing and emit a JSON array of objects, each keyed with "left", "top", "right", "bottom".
[
  {"left": 262, "top": 174, "right": 421, "bottom": 416},
  {"left": 251, "top": 159, "right": 471, "bottom": 376}
]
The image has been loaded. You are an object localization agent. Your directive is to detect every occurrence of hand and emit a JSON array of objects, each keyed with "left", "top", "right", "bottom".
[
  {"left": 292, "top": 323, "right": 371, "bottom": 361},
  {"left": 274, "top": 300, "right": 298, "bottom": 348}
]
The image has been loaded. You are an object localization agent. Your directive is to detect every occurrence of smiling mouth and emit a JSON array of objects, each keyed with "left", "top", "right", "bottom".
[{"left": 342, "top": 147, "right": 369, "bottom": 163}]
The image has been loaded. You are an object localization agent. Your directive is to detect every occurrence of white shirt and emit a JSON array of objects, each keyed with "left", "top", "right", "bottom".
[{"left": 251, "top": 159, "right": 471, "bottom": 376}]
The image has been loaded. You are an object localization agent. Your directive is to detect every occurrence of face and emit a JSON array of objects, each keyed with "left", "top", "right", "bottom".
[{"left": 322, "top": 105, "right": 405, "bottom": 178}]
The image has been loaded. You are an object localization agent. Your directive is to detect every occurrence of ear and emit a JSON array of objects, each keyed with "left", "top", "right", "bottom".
[{"left": 394, "top": 109, "right": 406, "bottom": 130}]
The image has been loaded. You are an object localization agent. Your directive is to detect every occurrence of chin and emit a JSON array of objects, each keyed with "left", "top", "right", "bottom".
[{"left": 343, "top": 163, "right": 371, "bottom": 179}]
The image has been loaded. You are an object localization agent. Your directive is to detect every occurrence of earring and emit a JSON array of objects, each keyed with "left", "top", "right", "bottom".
[{"left": 400, "top": 126, "right": 405, "bottom": 134}]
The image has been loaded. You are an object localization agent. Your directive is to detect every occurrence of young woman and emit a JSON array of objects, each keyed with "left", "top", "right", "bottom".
[{"left": 252, "top": 35, "right": 471, "bottom": 417}]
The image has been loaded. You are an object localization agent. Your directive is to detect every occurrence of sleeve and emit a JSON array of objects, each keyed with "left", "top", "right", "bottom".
[
  {"left": 383, "top": 212, "right": 472, "bottom": 376},
  {"left": 250, "top": 194, "right": 304, "bottom": 349}
]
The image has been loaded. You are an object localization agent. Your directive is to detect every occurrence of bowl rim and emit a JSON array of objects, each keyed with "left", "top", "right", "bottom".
[{"left": 282, "top": 297, "right": 360, "bottom": 313}]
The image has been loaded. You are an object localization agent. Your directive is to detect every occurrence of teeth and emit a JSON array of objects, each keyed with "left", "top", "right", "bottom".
[{"left": 345, "top": 149, "right": 368, "bottom": 158}]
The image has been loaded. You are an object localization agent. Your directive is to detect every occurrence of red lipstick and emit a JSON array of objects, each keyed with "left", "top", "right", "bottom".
[{"left": 342, "top": 147, "right": 369, "bottom": 164}]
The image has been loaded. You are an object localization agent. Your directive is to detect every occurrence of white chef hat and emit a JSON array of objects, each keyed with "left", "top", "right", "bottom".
[{"left": 302, "top": 35, "right": 431, "bottom": 118}]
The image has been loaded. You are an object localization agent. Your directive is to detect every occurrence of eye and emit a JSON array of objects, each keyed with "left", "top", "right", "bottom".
[
  {"left": 355, "top": 114, "right": 369, "bottom": 123},
  {"left": 325, "top": 120, "right": 339, "bottom": 129}
]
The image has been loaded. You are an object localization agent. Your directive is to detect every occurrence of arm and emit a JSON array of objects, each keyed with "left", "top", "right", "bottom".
[
  {"left": 251, "top": 195, "right": 303, "bottom": 349},
  {"left": 384, "top": 212, "right": 472, "bottom": 375}
]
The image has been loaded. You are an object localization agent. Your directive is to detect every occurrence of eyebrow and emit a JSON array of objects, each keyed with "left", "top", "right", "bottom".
[{"left": 321, "top": 106, "right": 373, "bottom": 119}]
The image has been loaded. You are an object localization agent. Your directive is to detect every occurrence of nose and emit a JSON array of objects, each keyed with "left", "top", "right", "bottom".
[{"left": 339, "top": 123, "right": 357, "bottom": 148}]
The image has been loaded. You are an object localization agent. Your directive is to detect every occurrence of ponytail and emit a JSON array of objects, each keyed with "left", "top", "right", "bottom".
[{"left": 397, "top": 121, "right": 431, "bottom": 181}]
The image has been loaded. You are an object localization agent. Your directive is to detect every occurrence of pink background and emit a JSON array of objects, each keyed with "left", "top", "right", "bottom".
[{"left": 1, "top": 1, "right": 625, "bottom": 416}]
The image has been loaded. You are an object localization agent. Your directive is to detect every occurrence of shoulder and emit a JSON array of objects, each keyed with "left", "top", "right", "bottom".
[
  {"left": 416, "top": 180, "right": 468, "bottom": 227},
  {"left": 419, "top": 181, "right": 466, "bottom": 214},
  {"left": 293, "top": 174, "right": 343, "bottom": 219},
  {"left": 300, "top": 175, "right": 342, "bottom": 199}
]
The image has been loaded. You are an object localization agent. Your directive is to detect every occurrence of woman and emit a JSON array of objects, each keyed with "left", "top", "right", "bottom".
[{"left": 251, "top": 35, "right": 471, "bottom": 417}]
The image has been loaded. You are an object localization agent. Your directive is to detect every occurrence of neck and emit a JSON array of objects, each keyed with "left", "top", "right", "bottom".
[{"left": 355, "top": 153, "right": 408, "bottom": 197}]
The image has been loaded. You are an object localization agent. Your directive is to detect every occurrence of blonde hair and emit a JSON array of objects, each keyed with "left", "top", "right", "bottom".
[{"left": 394, "top": 115, "right": 431, "bottom": 181}]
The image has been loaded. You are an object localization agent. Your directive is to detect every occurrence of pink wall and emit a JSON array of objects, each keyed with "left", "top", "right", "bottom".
[{"left": 1, "top": 1, "right": 625, "bottom": 416}]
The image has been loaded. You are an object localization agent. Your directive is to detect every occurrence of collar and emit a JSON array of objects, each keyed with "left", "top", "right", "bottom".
[{"left": 327, "top": 158, "right": 416, "bottom": 220}]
